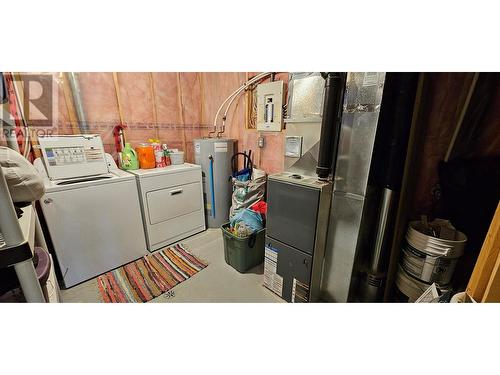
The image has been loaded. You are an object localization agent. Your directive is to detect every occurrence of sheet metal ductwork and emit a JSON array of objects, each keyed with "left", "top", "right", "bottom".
[
  {"left": 320, "top": 72, "right": 419, "bottom": 302},
  {"left": 67, "top": 72, "right": 90, "bottom": 134},
  {"left": 321, "top": 72, "right": 387, "bottom": 302}
]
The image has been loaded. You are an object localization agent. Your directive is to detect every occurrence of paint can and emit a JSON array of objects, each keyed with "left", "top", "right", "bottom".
[
  {"left": 400, "top": 220, "right": 467, "bottom": 285},
  {"left": 394, "top": 265, "right": 450, "bottom": 302}
]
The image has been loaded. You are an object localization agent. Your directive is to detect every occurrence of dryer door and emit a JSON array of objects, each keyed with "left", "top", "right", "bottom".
[
  {"left": 147, "top": 182, "right": 202, "bottom": 224},
  {"left": 138, "top": 170, "right": 205, "bottom": 251}
]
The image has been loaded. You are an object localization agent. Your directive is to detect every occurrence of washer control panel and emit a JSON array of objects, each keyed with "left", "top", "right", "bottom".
[{"left": 39, "top": 135, "right": 108, "bottom": 180}]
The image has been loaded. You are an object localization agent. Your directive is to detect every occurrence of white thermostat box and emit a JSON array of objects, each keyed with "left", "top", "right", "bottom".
[
  {"left": 285, "top": 136, "right": 303, "bottom": 158},
  {"left": 38, "top": 134, "right": 109, "bottom": 180},
  {"left": 257, "top": 80, "right": 285, "bottom": 132}
]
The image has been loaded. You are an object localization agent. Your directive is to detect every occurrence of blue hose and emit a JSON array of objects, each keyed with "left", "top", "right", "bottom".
[{"left": 208, "top": 156, "right": 216, "bottom": 218}]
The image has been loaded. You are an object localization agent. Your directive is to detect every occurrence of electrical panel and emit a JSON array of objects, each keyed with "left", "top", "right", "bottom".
[{"left": 256, "top": 81, "right": 285, "bottom": 132}]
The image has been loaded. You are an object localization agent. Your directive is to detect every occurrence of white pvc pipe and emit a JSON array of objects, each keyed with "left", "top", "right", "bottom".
[
  {"left": 221, "top": 72, "right": 272, "bottom": 130},
  {"left": 216, "top": 88, "right": 246, "bottom": 137},
  {"left": 219, "top": 84, "right": 253, "bottom": 136},
  {"left": 210, "top": 72, "right": 271, "bottom": 137},
  {"left": 210, "top": 86, "right": 246, "bottom": 137}
]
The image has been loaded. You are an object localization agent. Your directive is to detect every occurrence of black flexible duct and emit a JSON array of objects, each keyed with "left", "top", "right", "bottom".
[{"left": 316, "top": 72, "right": 347, "bottom": 180}]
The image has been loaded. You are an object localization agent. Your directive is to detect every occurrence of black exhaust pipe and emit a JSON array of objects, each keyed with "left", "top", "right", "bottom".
[{"left": 316, "top": 72, "right": 347, "bottom": 180}]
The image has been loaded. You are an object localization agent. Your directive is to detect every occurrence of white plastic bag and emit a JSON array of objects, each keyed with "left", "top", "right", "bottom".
[{"left": 229, "top": 168, "right": 266, "bottom": 219}]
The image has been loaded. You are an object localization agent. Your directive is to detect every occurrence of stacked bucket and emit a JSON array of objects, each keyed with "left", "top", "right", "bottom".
[{"left": 395, "top": 219, "right": 467, "bottom": 302}]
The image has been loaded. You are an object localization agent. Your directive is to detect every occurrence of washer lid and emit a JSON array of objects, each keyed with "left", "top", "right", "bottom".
[{"left": 41, "top": 171, "right": 135, "bottom": 192}]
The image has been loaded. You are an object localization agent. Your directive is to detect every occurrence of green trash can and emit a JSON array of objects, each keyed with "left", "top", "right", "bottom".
[{"left": 221, "top": 222, "right": 265, "bottom": 273}]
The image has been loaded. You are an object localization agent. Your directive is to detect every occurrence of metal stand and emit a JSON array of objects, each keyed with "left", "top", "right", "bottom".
[{"left": 0, "top": 163, "right": 45, "bottom": 302}]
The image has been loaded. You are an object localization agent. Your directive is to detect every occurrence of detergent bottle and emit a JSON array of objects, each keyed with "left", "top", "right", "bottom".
[{"left": 120, "top": 143, "right": 139, "bottom": 170}]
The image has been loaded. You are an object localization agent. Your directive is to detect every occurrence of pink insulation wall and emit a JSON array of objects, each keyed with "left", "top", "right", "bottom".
[{"left": 50, "top": 72, "right": 287, "bottom": 174}]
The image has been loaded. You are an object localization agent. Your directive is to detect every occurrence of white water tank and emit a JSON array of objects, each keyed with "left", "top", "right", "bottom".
[{"left": 193, "top": 138, "right": 237, "bottom": 228}]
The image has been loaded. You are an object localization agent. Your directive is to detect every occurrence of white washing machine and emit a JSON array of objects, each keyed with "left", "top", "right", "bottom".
[
  {"left": 127, "top": 164, "right": 206, "bottom": 252},
  {"left": 35, "top": 135, "right": 148, "bottom": 288}
]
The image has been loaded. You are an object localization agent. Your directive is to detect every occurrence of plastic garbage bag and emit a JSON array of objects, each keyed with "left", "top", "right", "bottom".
[
  {"left": 231, "top": 222, "right": 255, "bottom": 238},
  {"left": 230, "top": 208, "right": 263, "bottom": 236},
  {"left": 230, "top": 168, "right": 266, "bottom": 219}
]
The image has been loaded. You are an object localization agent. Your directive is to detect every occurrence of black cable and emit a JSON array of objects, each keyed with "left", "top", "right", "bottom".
[{"left": 0, "top": 73, "right": 7, "bottom": 103}]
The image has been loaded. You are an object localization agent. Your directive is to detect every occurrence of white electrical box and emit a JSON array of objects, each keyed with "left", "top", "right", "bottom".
[
  {"left": 285, "top": 136, "right": 303, "bottom": 158},
  {"left": 256, "top": 80, "right": 285, "bottom": 132}
]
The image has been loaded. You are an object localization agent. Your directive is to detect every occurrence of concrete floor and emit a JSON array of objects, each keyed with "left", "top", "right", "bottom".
[{"left": 60, "top": 229, "right": 283, "bottom": 303}]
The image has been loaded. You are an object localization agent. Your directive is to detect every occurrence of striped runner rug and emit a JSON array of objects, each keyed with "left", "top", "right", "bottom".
[{"left": 97, "top": 243, "right": 208, "bottom": 303}]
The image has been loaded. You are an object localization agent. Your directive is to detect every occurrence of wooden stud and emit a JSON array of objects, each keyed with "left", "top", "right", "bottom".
[
  {"left": 148, "top": 73, "right": 159, "bottom": 140},
  {"left": 112, "top": 72, "right": 125, "bottom": 125},
  {"left": 444, "top": 73, "right": 480, "bottom": 162},
  {"left": 383, "top": 73, "right": 428, "bottom": 301},
  {"left": 176, "top": 73, "right": 187, "bottom": 153},
  {"left": 198, "top": 72, "right": 204, "bottom": 127},
  {"left": 111, "top": 72, "right": 129, "bottom": 144},
  {"left": 483, "top": 247, "right": 500, "bottom": 302},
  {"left": 60, "top": 73, "right": 80, "bottom": 135},
  {"left": 467, "top": 201, "right": 500, "bottom": 301},
  {"left": 244, "top": 73, "right": 249, "bottom": 130}
]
